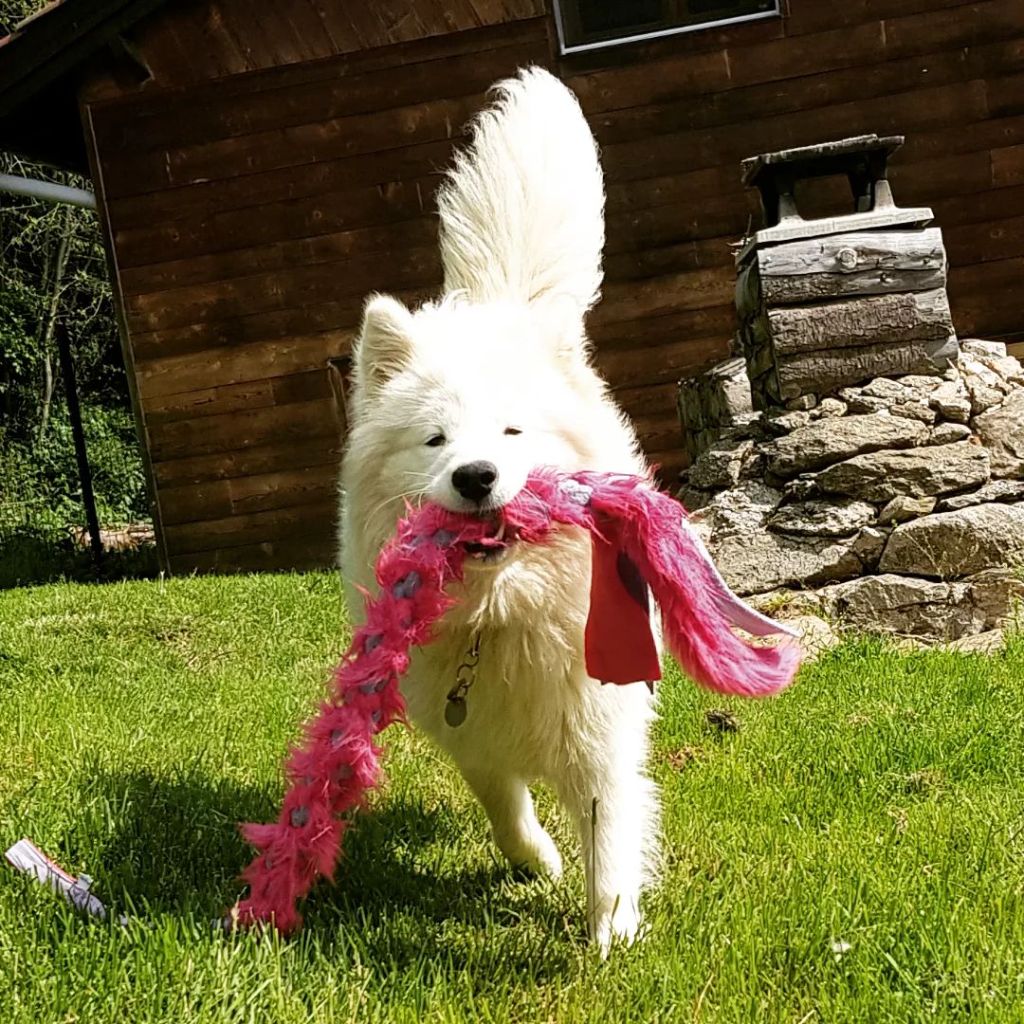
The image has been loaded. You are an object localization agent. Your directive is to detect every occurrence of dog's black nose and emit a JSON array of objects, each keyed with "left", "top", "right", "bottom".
[{"left": 452, "top": 461, "right": 498, "bottom": 503}]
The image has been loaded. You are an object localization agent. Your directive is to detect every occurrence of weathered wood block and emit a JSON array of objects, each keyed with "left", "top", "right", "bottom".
[
  {"left": 737, "top": 230, "right": 957, "bottom": 408},
  {"left": 677, "top": 357, "right": 752, "bottom": 461}
]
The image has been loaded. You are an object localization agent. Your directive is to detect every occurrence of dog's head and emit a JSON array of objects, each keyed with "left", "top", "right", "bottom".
[{"left": 345, "top": 292, "right": 633, "bottom": 527}]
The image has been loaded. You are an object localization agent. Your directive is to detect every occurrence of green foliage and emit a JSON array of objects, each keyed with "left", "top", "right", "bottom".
[
  {"left": 0, "top": 0, "right": 46, "bottom": 35},
  {"left": 0, "top": 154, "right": 121, "bottom": 441},
  {"left": 1, "top": 574, "right": 1024, "bottom": 1022},
  {"left": 1, "top": 143, "right": 149, "bottom": 586}
]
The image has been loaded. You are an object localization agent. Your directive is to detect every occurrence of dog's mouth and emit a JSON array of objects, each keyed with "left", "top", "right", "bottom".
[{"left": 463, "top": 516, "right": 517, "bottom": 564}]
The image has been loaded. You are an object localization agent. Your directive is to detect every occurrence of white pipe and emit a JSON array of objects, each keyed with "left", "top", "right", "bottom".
[{"left": 0, "top": 173, "right": 96, "bottom": 210}]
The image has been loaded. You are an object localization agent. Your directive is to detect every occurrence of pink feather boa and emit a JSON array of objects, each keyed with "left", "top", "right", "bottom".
[{"left": 232, "top": 469, "right": 800, "bottom": 932}]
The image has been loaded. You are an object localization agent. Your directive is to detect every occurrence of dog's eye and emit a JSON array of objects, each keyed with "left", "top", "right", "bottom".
[
  {"left": 504, "top": 427, "right": 522, "bottom": 436},
  {"left": 426, "top": 434, "right": 446, "bottom": 447}
]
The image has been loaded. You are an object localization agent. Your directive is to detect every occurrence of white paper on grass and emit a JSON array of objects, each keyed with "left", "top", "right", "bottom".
[{"left": 5, "top": 837, "right": 128, "bottom": 925}]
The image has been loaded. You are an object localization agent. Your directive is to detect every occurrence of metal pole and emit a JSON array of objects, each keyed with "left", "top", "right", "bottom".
[
  {"left": 0, "top": 173, "right": 97, "bottom": 210},
  {"left": 55, "top": 327, "right": 103, "bottom": 567}
]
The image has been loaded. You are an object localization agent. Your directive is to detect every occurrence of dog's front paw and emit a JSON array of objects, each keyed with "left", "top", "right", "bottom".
[
  {"left": 593, "top": 897, "right": 644, "bottom": 958},
  {"left": 498, "top": 824, "right": 563, "bottom": 880}
]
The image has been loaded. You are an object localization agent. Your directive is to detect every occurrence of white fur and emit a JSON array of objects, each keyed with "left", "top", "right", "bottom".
[{"left": 339, "top": 68, "right": 658, "bottom": 954}]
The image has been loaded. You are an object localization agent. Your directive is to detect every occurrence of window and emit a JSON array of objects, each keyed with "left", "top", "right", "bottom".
[{"left": 553, "top": 0, "right": 780, "bottom": 54}]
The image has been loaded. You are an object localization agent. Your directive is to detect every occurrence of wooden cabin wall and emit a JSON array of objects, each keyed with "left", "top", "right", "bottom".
[
  {"left": 81, "top": 0, "right": 1024, "bottom": 573},
  {"left": 82, "top": 10, "right": 550, "bottom": 574}
]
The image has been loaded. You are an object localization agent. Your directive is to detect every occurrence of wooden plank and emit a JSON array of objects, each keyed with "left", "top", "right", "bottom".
[
  {"left": 601, "top": 267, "right": 733, "bottom": 324},
  {"left": 947, "top": 256, "right": 1024, "bottom": 336},
  {"left": 588, "top": 305, "right": 735, "bottom": 349},
  {"left": 590, "top": 39, "right": 1023, "bottom": 149},
  {"left": 130, "top": 282, "right": 433, "bottom": 365},
  {"left": 137, "top": 330, "right": 353, "bottom": 399},
  {"left": 148, "top": 397, "right": 341, "bottom": 461},
  {"left": 945, "top": 213, "right": 1024, "bottom": 267},
  {"left": 754, "top": 229, "right": 947, "bottom": 304},
  {"left": 124, "top": 245, "right": 441, "bottom": 333},
  {"left": 160, "top": 464, "right": 339, "bottom": 526},
  {"left": 96, "top": 38, "right": 547, "bottom": 155},
  {"left": 993, "top": 144, "right": 1024, "bottom": 188},
  {"left": 767, "top": 289, "right": 954, "bottom": 356},
  {"left": 603, "top": 235, "right": 735, "bottom": 282},
  {"left": 932, "top": 183, "right": 1024, "bottom": 228},
  {"left": 567, "top": 47, "right": 731, "bottom": 115},
  {"left": 612, "top": 381, "right": 679, "bottom": 419},
  {"left": 776, "top": 336, "right": 956, "bottom": 400},
  {"left": 594, "top": 336, "right": 730, "bottom": 390},
  {"left": 101, "top": 92, "right": 482, "bottom": 199},
  {"left": 782, "top": 0, "right": 978, "bottom": 36},
  {"left": 90, "top": 17, "right": 547, "bottom": 121},
  {"left": 880, "top": 0, "right": 1024, "bottom": 60},
  {"left": 168, "top": 532, "right": 336, "bottom": 574},
  {"left": 108, "top": 148, "right": 449, "bottom": 238},
  {"left": 604, "top": 191, "right": 759, "bottom": 255},
  {"left": 600, "top": 80, "right": 989, "bottom": 184},
  {"left": 145, "top": 369, "right": 332, "bottom": 425},
  {"left": 152, "top": 434, "right": 343, "bottom": 487},
  {"left": 163, "top": 499, "right": 338, "bottom": 555},
  {"left": 119, "top": 218, "right": 439, "bottom": 294}
]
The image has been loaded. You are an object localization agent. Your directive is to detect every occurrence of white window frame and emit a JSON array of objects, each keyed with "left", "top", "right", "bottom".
[{"left": 552, "top": 0, "right": 781, "bottom": 55}]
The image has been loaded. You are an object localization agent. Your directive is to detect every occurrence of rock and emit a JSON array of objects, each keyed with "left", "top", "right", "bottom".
[
  {"left": 928, "top": 422, "right": 972, "bottom": 446},
  {"left": 891, "top": 402, "right": 937, "bottom": 424},
  {"left": 878, "top": 495, "right": 937, "bottom": 525},
  {"left": 688, "top": 480, "right": 781, "bottom": 538},
  {"left": 767, "top": 499, "right": 875, "bottom": 537},
  {"left": 815, "top": 397, "right": 848, "bottom": 419},
  {"left": 879, "top": 502, "right": 1024, "bottom": 578},
  {"left": 968, "top": 568, "right": 1024, "bottom": 627},
  {"left": 710, "top": 530, "right": 866, "bottom": 596},
  {"left": 897, "top": 374, "right": 945, "bottom": 394},
  {"left": 935, "top": 479, "right": 1024, "bottom": 511},
  {"left": 763, "top": 414, "right": 929, "bottom": 478},
  {"left": 820, "top": 573, "right": 977, "bottom": 641},
  {"left": 747, "top": 589, "right": 824, "bottom": 616},
  {"left": 816, "top": 441, "right": 990, "bottom": 502},
  {"left": 678, "top": 485, "right": 714, "bottom": 512},
  {"left": 688, "top": 439, "right": 755, "bottom": 489},
  {"left": 677, "top": 358, "right": 755, "bottom": 461},
  {"left": 960, "top": 354, "right": 1011, "bottom": 414},
  {"left": 941, "top": 629, "right": 1005, "bottom": 654},
  {"left": 764, "top": 410, "right": 812, "bottom": 436},
  {"left": 862, "top": 378, "right": 909, "bottom": 402},
  {"left": 851, "top": 526, "right": 888, "bottom": 569},
  {"left": 928, "top": 379, "right": 971, "bottom": 423},
  {"left": 788, "top": 614, "right": 841, "bottom": 662},
  {"left": 786, "top": 394, "right": 817, "bottom": 411},
  {"left": 839, "top": 390, "right": 890, "bottom": 414},
  {"left": 782, "top": 476, "right": 820, "bottom": 502},
  {"left": 981, "top": 356, "right": 1024, "bottom": 385},
  {"left": 962, "top": 339, "right": 1007, "bottom": 359},
  {"left": 969, "top": 383, "right": 1005, "bottom": 415},
  {"left": 972, "top": 389, "right": 1024, "bottom": 479}
]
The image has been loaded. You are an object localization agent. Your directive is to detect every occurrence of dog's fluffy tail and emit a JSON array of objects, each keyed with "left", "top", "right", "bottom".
[{"left": 437, "top": 67, "right": 604, "bottom": 312}]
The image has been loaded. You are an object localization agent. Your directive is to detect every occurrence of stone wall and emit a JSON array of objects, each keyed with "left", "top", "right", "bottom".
[{"left": 679, "top": 339, "right": 1024, "bottom": 642}]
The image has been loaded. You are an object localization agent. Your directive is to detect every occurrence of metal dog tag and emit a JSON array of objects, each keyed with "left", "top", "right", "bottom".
[{"left": 445, "top": 696, "right": 467, "bottom": 728}]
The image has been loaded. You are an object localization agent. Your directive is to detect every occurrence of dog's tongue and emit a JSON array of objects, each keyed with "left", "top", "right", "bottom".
[{"left": 584, "top": 533, "right": 661, "bottom": 685}]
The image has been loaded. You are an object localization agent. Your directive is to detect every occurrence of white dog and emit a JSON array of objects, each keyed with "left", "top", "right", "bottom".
[{"left": 339, "top": 67, "right": 657, "bottom": 953}]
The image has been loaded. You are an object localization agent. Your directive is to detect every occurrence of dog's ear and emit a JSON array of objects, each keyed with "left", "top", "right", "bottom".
[{"left": 353, "top": 294, "right": 416, "bottom": 394}]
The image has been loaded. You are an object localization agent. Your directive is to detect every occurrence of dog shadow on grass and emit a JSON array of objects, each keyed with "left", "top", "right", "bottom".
[{"left": 67, "top": 769, "right": 578, "bottom": 978}]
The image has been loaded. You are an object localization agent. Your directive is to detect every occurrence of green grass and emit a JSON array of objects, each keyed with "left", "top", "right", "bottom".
[{"left": 1, "top": 573, "right": 1023, "bottom": 1023}]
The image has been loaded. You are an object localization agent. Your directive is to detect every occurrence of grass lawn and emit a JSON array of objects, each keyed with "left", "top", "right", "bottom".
[{"left": 1, "top": 573, "right": 1023, "bottom": 1023}]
